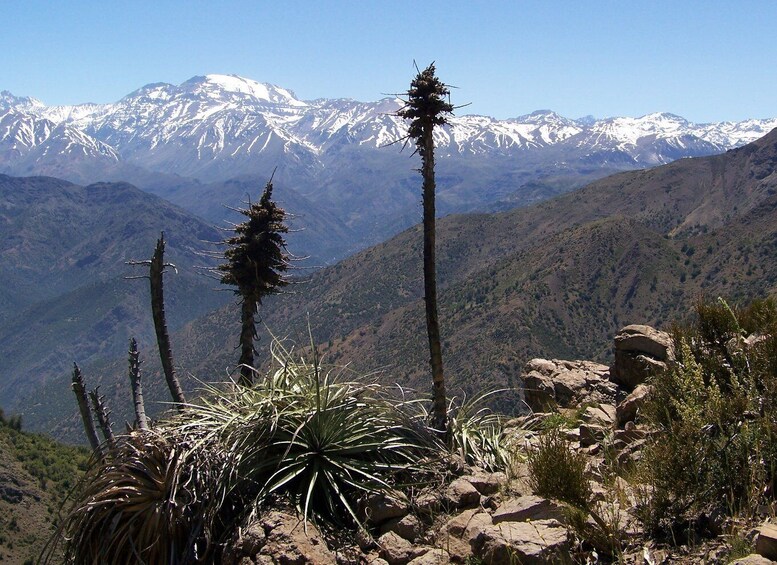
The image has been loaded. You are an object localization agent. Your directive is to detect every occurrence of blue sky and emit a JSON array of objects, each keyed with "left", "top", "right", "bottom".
[{"left": 2, "top": 1, "right": 775, "bottom": 122}]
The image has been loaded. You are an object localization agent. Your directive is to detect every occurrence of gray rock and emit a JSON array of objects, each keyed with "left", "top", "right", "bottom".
[
  {"left": 612, "top": 325, "right": 673, "bottom": 390},
  {"left": 378, "top": 531, "right": 426, "bottom": 565},
  {"left": 522, "top": 369, "right": 556, "bottom": 411},
  {"left": 460, "top": 471, "right": 505, "bottom": 496},
  {"left": 757, "top": 523, "right": 777, "bottom": 560},
  {"left": 406, "top": 548, "right": 450, "bottom": 564},
  {"left": 580, "top": 404, "right": 616, "bottom": 427},
  {"left": 492, "top": 495, "right": 566, "bottom": 524},
  {"left": 732, "top": 555, "right": 777, "bottom": 564},
  {"left": 225, "top": 510, "right": 336, "bottom": 565},
  {"left": 616, "top": 383, "right": 652, "bottom": 426},
  {"left": 380, "top": 514, "right": 423, "bottom": 543},
  {"left": 363, "top": 493, "right": 410, "bottom": 525},
  {"left": 444, "top": 478, "right": 481, "bottom": 510},
  {"left": 522, "top": 358, "right": 614, "bottom": 411},
  {"left": 613, "top": 324, "right": 674, "bottom": 359},
  {"left": 442, "top": 508, "right": 493, "bottom": 539},
  {"left": 473, "top": 519, "right": 570, "bottom": 564}
]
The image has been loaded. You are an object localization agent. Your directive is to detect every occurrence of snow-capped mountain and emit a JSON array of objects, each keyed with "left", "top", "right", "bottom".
[
  {"left": 2, "top": 74, "right": 776, "bottom": 258},
  {"left": 4, "top": 74, "right": 775, "bottom": 180}
]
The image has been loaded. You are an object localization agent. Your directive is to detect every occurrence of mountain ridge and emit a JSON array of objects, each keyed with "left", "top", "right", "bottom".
[{"left": 4, "top": 74, "right": 776, "bottom": 266}]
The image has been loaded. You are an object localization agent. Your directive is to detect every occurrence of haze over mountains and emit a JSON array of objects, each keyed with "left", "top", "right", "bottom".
[
  {"left": 0, "top": 175, "right": 228, "bottom": 411},
  {"left": 16, "top": 125, "right": 777, "bottom": 441},
  {"left": 3, "top": 74, "right": 777, "bottom": 264}
]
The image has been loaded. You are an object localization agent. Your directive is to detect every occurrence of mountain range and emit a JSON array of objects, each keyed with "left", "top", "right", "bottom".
[
  {"left": 3, "top": 74, "right": 777, "bottom": 264},
  {"left": 17, "top": 124, "right": 777, "bottom": 441},
  {"left": 0, "top": 175, "right": 229, "bottom": 411},
  {"left": 168, "top": 126, "right": 777, "bottom": 399}
]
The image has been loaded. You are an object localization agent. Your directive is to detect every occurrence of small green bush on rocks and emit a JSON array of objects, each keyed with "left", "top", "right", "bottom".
[{"left": 637, "top": 296, "right": 777, "bottom": 539}]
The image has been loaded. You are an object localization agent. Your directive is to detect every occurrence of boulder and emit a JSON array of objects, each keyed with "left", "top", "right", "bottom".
[
  {"left": 580, "top": 403, "right": 616, "bottom": 427},
  {"left": 614, "top": 324, "right": 674, "bottom": 359},
  {"left": 442, "top": 508, "right": 493, "bottom": 539},
  {"left": 611, "top": 325, "right": 673, "bottom": 390},
  {"left": 472, "top": 519, "right": 569, "bottom": 564},
  {"left": 407, "top": 548, "right": 451, "bottom": 564},
  {"left": 460, "top": 471, "right": 505, "bottom": 496},
  {"left": 225, "top": 510, "right": 336, "bottom": 565},
  {"left": 522, "top": 358, "right": 615, "bottom": 411},
  {"left": 616, "top": 384, "right": 653, "bottom": 426},
  {"left": 437, "top": 509, "right": 492, "bottom": 562},
  {"left": 363, "top": 493, "right": 410, "bottom": 525},
  {"left": 756, "top": 523, "right": 777, "bottom": 560},
  {"left": 380, "top": 514, "right": 423, "bottom": 543},
  {"left": 444, "top": 478, "right": 481, "bottom": 510},
  {"left": 731, "top": 555, "right": 777, "bottom": 564},
  {"left": 492, "top": 495, "right": 566, "bottom": 524},
  {"left": 378, "top": 531, "right": 426, "bottom": 565}
]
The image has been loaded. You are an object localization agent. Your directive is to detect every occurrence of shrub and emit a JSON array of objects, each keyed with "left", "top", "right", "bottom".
[
  {"left": 527, "top": 426, "right": 591, "bottom": 508},
  {"left": 637, "top": 296, "right": 777, "bottom": 538}
]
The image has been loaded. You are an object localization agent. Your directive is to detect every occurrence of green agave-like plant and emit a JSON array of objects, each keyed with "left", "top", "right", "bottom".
[
  {"left": 52, "top": 339, "right": 512, "bottom": 562},
  {"left": 446, "top": 390, "right": 513, "bottom": 472},
  {"left": 204, "top": 340, "right": 435, "bottom": 526},
  {"left": 411, "top": 388, "right": 513, "bottom": 472}
]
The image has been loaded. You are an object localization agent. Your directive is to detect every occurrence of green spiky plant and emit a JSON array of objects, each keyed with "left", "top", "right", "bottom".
[
  {"left": 53, "top": 338, "right": 447, "bottom": 564},
  {"left": 182, "top": 339, "right": 437, "bottom": 528},
  {"left": 411, "top": 389, "right": 513, "bottom": 472}
]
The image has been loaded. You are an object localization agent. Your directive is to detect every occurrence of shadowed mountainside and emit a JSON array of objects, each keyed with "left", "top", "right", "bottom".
[{"left": 0, "top": 175, "right": 229, "bottom": 411}]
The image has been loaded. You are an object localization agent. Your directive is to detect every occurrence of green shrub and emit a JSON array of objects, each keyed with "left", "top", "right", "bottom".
[
  {"left": 637, "top": 296, "right": 777, "bottom": 538},
  {"left": 527, "top": 426, "right": 591, "bottom": 508}
]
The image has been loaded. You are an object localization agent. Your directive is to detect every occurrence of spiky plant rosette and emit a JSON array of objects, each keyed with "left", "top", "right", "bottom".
[
  {"left": 409, "top": 388, "right": 513, "bottom": 472},
  {"left": 56, "top": 428, "right": 231, "bottom": 565},
  {"left": 172, "top": 340, "right": 438, "bottom": 529},
  {"left": 446, "top": 390, "right": 513, "bottom": 472},
  {"left": 237, "top": 342, "right": 435, "bottom": 525}
]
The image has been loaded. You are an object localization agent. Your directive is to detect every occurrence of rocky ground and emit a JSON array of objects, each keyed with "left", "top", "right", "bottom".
[{"left": 220, "top": 325, "right": 777, "bottom": 564}]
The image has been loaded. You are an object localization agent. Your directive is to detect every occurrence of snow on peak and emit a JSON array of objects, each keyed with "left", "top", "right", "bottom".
[
  {"left": 0, "top": 90, "right": 45, "bottom": 111},
  {"left": 183, "top": 74, "right": 307, "bottom": 107}
]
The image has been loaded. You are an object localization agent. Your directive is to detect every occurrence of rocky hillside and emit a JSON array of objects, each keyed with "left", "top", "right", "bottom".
[
  {"left": 0, "top": 417, "right": 89, "bottom": 564},
  {"left": 175, "top": 126, "right": 777, "bottom": 401},
  {"left": 220, "top": 323, "right": 777, "bottom": 564}
]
